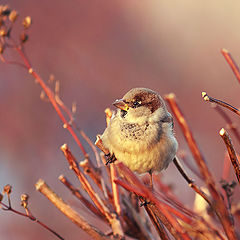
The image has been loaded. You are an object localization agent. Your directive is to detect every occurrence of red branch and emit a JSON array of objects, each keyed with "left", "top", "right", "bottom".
[
  {"left": 221, "top": 48, "right": 240, "bottom": 84},
  {"left": 0, "top": 200, "right": 64, "bottom": 240},
  {"left": 219, "top": 128, "right": 240, "bottom": 184},
  {"left": 14, "top": 45, "right": 88, "bottom": 158},
  {"left": 165, "top": 93, "right": 237, "bottom": 240},
  {"left": 60, "top": 144, "right": 112, "bottom": 223},
  {"left": 115, "top": 163, "right": 191, "bottom": 240}
]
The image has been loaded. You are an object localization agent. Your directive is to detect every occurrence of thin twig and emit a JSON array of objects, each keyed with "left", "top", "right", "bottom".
[
  {"left": 153, "top": 176, "right": 225, "bottom": 240},
  {"left": 79, "top": 158, "right": 102, "bottom": 189},
  {"left": 60, "top": 144, "right": 112, "bottom": 222},
  {"left": 100, "top": 152, "right": 111, "bottom": 178},
  {"left": 140, "top": 199, "right": 171, "bottom": 240},
  {"left": 80, "top": 130, "right": 102, "bottom": 167},
  {"left": 110, "top": 164, "right": 121, "bottom": 216},
  {"left": 79, "top": 158, "right": 113, "bottom": 203},
  {"left": 148, "top": 203, "right": 184, "bottom": 240},
  {"left": 55, "top": 93, "right": 100, "bottom": 167},
  {"left": 58, "top": 175, "right": 103, "bottom": 218},
  {"left": 60, "top": 144, "right": 124, "bottom": 238},
  {"left": 221, "top": 48, "right": 240, "bottom": 84},
  {"left": 55, "top": 92, "right": 110, "bottom": 199},
  {"left": 202, "top": 92, "right": 240, "bottom": 117},
  {"left": 178, "top": 151, "right": 203, "bottom": 180},
  {"left": 35, "top": 179, "right": 110, "bottom": 240},
  {"left": 212, "top": 104, "right": 240, "bottom": 145},
  {"left": 0, "top": 200, "right": 64, "bottom": 240},
  {"left": 95, "top": 135, "right": 110, "bottom": 155},
  {"left": 219, "top": 128, "right": 240, "bottom": 184},
  {"left": 0, "top": 54, "right": 28, "bottom": 69},
  {"left": 13, "top": 45, "right": 88, "bottom": 158},
  {"left": 173, "top": 157, "right": 212, "bottom": 206},
  {"left": 121, "top": 196, "right": 153, "bottom": 240}
]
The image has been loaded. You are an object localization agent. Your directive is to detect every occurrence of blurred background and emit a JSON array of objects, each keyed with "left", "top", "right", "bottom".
[{"left": 0, "top": 1, "right": 240, "bottom": 239}]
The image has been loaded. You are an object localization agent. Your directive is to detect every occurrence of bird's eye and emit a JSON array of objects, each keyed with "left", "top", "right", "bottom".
[{"left": 132, "top": 101, "right": 141, "bottom": 108}]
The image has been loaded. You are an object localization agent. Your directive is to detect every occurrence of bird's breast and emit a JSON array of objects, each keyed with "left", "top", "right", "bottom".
[
  {"left": 109, "top": 120, "right": 161, "bottom": 155},
  {"left": 120, "top": 122, "right": 150, "bottom": 141}
]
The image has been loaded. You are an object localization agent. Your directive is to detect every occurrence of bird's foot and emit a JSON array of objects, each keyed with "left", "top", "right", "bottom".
[
  {"left": 105, "top": 153, "right": 117, "bottom": 165},
  {"left": 139, "top": 196, "right": 150, "bottom": 207},
  {"left": 139, "top": 200, "right": 151, "bottom": 207}
]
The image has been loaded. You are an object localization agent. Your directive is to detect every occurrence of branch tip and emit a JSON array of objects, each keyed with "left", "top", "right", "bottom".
[
  {"left": 35, "top": 179, "right": 45, "bottom": 191},
  {"left": 219, "top": 128, "right": 226, "bottom": 136},
  {"left": 28, "top": 68, "right": 33, "bottom": 74},
  {"left": 221, "top": 48, "right": 229, "bottom": 54},
  {"left": 201, "top": 92, "right": 209, "bottom": 101},
  {"left": 164, "top": 93, "right": 175, "bottom": 99},
  {"left": 60, "top": 143, "right": 68, "bottom": 151},
  {"left": 58, "top": 175, "right": 64, "bottom": 180}
]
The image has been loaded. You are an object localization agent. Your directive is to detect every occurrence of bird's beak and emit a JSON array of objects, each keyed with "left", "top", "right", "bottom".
[{"left": 113, "top": 99, "right": 129, "bottom": 111}]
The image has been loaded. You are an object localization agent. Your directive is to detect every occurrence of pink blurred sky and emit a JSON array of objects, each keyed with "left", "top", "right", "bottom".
[{"left": 0, "top": 1, "right": 240, "bottom": 239}]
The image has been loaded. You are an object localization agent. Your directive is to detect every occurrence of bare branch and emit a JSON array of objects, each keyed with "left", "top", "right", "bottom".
[
  {"left": 35, "top": 179, "right": 110, "bottom": 240},
  {"left": 202, "top": 92, "right": 240, "bottom": 117},
  {"left": 58, "top": 175, "right": 103, "bottom": 219},
  {"left": 173, "top": 157, "right": 212, "bottom": 206},
  {"left": 221, "top": 48, "right": 240, "bottom": 84},
  {"left": 212, "top": 104, "right": 240, "bottom": 145},
  {"left": 165, "top": 93, "right": 237, "bottom": 240}
]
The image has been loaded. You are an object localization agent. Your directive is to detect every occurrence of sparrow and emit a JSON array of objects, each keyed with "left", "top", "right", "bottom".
[{"left": 100, "top": 88, "right": 178, "bottom": 180}]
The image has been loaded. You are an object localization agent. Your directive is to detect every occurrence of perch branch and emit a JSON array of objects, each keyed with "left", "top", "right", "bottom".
[
  {"left": 115, "top": 163, "right": 191, "bottom": 240},
  {"left": 140, "top": 200, "right": 171, "bottom": 240}
]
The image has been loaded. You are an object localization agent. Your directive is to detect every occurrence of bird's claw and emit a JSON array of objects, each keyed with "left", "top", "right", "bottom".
[
  {"left": 139, "top": 196, "right": 151, "bottom": 207},
  {"left": 139, "top": 200, "right": 151, "bottom": 207},
  {"left": 105, "top": 153, "right": 117, "bottom": 165}
]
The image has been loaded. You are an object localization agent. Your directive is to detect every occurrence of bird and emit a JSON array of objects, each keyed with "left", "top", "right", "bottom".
[{"left": 100, "top": 88, "right": 178, "bottom": 187}]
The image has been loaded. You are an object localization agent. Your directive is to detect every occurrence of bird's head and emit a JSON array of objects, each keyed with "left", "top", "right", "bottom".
[{"left": 113, "top": 88, "right": 168, "bottom": 123}]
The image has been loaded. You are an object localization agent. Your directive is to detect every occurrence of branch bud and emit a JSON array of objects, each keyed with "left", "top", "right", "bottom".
[
  {"left": 9, "top": 10, "right": 18, "bottom": 22},
  {"left": 3, "top": 184, "right": 12, "bottom": 195},
  {"left": 22, "top": 16, "right": 31, "bottom": 29},
  {"left": 21, "top": 193, "right": 29, "bottom": 208},
  {"left": 0, "top": 27, "right": 7, "bottom": 37}
]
